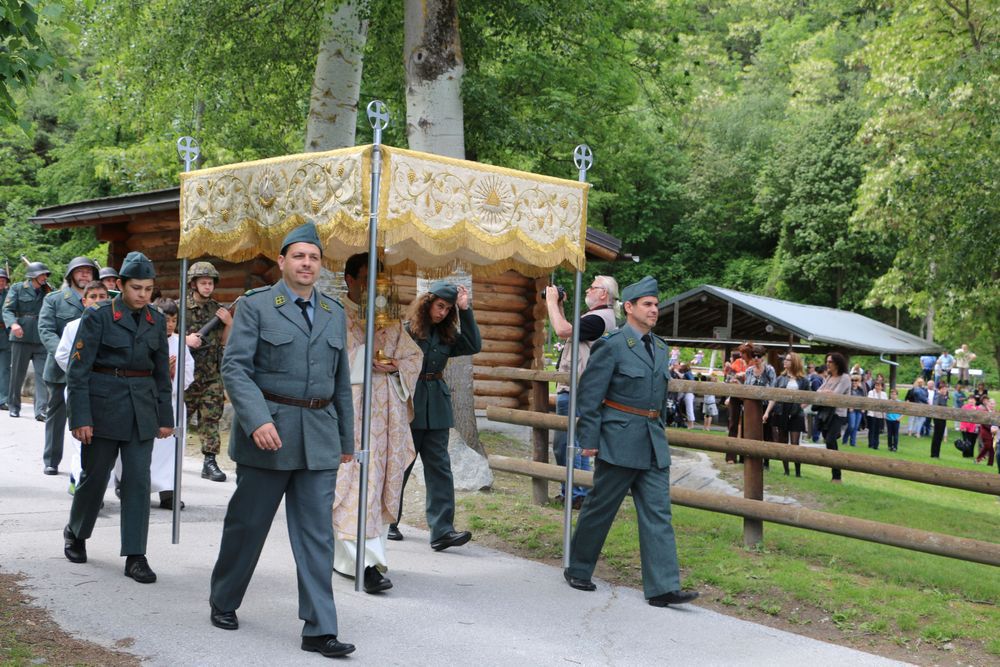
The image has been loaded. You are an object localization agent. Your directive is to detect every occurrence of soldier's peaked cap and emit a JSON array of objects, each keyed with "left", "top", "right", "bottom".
[
  {"left": 280, "top": 220, "right": 323, "bottom": 257},
  {"left": 119, "top": 251, "right": 156, "bottom": 280},
  {"left": 621, "top": 275, "right": 658, "bottom": 303}
]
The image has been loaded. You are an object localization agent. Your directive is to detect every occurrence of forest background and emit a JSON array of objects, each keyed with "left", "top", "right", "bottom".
[{"left": 0, "top": 0, "right": 997, "bottom": 377}]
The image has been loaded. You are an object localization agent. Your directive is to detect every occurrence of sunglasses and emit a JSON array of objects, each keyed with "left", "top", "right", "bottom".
[{"left": 752, "top": 353, "right": 764, "bottom": 359}]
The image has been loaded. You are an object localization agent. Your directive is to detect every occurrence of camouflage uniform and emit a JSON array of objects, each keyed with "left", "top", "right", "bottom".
[{"left": 185, "top": 294, "right": 225, "bottom": 456}]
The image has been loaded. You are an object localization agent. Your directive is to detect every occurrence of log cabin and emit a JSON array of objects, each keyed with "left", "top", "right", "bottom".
[{"left": 31, "top": 187, "right": 626, "bottom": 411}]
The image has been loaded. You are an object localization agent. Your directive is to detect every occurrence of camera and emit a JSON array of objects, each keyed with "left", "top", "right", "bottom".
[{"left": 540, "top": 285, "right": 567, "bottom": 301}]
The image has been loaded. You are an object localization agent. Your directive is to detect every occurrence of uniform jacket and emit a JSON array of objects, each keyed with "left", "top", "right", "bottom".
[
  {"left": 221, "top": 281, "right": 354, "bottom": 471},
  {"left": 0, "top": 287, "right": 8, "bottom": 351},
  {"left": 38, "top": 286, "right": 86, "bottom": 383},
  {"left": 409, "top": 307, "right": 482, "bottom": 430},
  {"left": 2, "top": 279, "right": 51, "bottom": 344},
  {"left": 186, "top": 294, "right": 225, "bottom": 379},
  {"left": 66, "top": 296, "right": 174, "bottom": 440},
  {"left": 575, "top": 323, "right": 671, "bottom": 470}
]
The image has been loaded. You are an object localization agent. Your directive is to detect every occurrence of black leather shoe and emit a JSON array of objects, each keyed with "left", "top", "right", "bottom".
[
  {"left": 430, "top": 530, "right": 471, "bottom": 551},
  {"left": 563, "top": 569, "right": 596, "bottom": 591},
  {"left": 210, "top": 603, "right": 239, "bottom": 630},
  {"left": 648, "top": 590, "right": 700, "bottom": 607},
  {"left": 158, "top": 492, "right": 185, "bottom": 510},
  {"left": 0, "top": 402, "right": 7, "bottom": 410},
  {"left": 43, "top": 466, "right": 58, "bottom": 475},
  {"left": 301, "top": 634, "right": 356, "bottom": 658},
  {"left": 35, "top": 412, "right": 46, "bottom": 422},
  {"left": 63, "top": 525, "right": 86, "bottom": 563},
  {"left": 202, "top": 455, "right": 228, "bottom": 482},
  {"left": 124, "top": 555, "right": 157, "bottom": 584},
  {"left": 386, "top": 524, "right": 403, "bottom": 541},
  {"left": 363, "top": 565, "right": 393, "bottom": 594},
  {"left": 571, "top": 496, "right": 585, "bottom": 510}
]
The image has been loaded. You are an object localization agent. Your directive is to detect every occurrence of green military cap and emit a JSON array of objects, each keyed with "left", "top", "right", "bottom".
[
  {"left": 280, "top": 219, "right": 323, "bottom": 256},
  {"left": 621, "top": 275, "right": 658, "bottom": 303},
  {"left": 119, "top": 251, "right": 156, "bottom": 279},
  {"left": 428, "top": 280, "right": 458, "bottom": 304}
]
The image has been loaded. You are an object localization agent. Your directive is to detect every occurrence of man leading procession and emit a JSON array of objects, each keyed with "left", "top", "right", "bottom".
[
  {"left": 38, "top": 256, "right": 99, "bottom": 475},
  {"left": 2, "top": 259, "right": 52, "bottom": 419}
]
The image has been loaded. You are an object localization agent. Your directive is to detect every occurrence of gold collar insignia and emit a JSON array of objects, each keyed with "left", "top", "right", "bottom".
[
  {"left": 319, "top": 300, "right": 331, "bottom": 312},
  {"left": 275, "top": 295, "right": 287, "bottom": 307},
  {"left": 626, "top": 337, "right": 637, "bottom": 348}
]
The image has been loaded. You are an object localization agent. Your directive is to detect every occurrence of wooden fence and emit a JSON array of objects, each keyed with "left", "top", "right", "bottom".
[{"left": 480, "top": 368, "right": 1000, "bottom": 567}]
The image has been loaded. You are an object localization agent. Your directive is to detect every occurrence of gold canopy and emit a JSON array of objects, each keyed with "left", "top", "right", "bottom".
[{"left": 178, "top": 144, "right": 589, "bottom": 277}]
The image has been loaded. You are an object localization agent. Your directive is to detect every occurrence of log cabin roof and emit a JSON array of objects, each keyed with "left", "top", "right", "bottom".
[
  {"left": 30, "top": 187, "right": 626, "bottom": 262},
  {"left": 653, "top": 284, "right": 943, "bottom": 357}
]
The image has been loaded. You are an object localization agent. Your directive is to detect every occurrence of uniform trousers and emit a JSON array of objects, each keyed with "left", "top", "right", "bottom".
[
  {"left": 43, "top": 380, "right": 66, "bottom": 467},
  {"left": 568, "top": 458, "right": 681, "bottom": 599},
  {"left": 8, "top": 342, "right": 47, "bottom": 414},
  {"left": 0, "top": 345, "right": 10, "bottom": 405},
  {"left": 68, "top": 433, "right": 153, "bottom": 556},
  {"left": 211, "top": 465, "right": 340, "bottom": 637},
  {"left": 399, "top": 428, "right": 456, "bottom": 542}
]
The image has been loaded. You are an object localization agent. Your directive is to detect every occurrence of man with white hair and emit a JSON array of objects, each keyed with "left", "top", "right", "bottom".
[{"left": 544, "top": 275, "right": 619, "bottom": 508}]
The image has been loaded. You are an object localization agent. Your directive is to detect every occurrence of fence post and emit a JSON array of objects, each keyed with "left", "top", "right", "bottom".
[
  {"left": 531, "top": 379, "right": 550, "bottom": 505},
  {"left": 740, "top": 398, "right": 765, "bottom": 547}
]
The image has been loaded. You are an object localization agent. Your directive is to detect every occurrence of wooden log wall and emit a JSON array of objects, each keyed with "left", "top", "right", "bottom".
[{"left": 98, "top": 213, "right": 545, "bottom": 409}]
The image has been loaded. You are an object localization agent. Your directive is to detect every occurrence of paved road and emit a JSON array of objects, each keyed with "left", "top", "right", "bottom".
[{"left": 0, "top": 407, "right": 907, "bottom": 666}]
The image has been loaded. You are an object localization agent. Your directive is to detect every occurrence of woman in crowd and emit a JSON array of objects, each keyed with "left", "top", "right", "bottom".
[
  {"left": 866, "top": 378, "right": 888, "bottom": 449},
  {"left": 927, "top": 381, "right": 950, "bottom": 458},
  {"left": 958, "top": 395, "right": 982, "bottom": 459},
  {"left": 818, "top": 352, "right": 851, "bottom": 483},
  {"left": 742, "top": 343, "right": 776, "bottom": 468},
  {"left": 905, "top": 378, "right": 928, "bottom": 437},
  {"left": 973, "top": 382, "right": 989, "bottom": 406},
  {"left": 841, "top": 375, "right": 867, "bottom": 447},
  {"left": 763, "top": 351, "right": 811, "bottom": 477},
  {"left": 885, "top": 388, "right": 902, "bottom": 452},
  {"left": 679, "top": 363, "right": 697, "bottom": 429},
  {"left": 976, "top": 398, "right": 996, "bottom": 467}
]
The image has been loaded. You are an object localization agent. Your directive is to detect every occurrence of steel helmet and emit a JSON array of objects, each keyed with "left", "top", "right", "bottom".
[
  {"left": 0, "top": 268, "right": 8, "bottom": 280},
  {"left": 65, "top": 256, "right": 99, "bottom": 279},
  {"left": 25, "top": 261, "right": 52, "bottom": 279},
  {"left": 187, "top": 261, "right": 220, "bottom": 283},
  {"left": 99, "top": 267, "right": 119, "bottom": 280}
]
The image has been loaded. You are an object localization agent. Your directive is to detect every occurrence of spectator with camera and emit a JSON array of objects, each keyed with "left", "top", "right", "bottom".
[{"left": 545, "top": 276, "right": 619, "bottom": 508}]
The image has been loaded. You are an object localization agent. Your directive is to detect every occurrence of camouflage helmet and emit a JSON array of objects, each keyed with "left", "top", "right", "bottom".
[
  {"left": 65, "top": 256, "right": 99, "bottom": 280},
  {"left": 187, "top": 261, "right": 220, "bottom": 284},
  {"left": 25, "top": 261, "right": 52, "bottom": 279},
  {"left": 99, "top": 266, "right": 119, "bottom": 280}
]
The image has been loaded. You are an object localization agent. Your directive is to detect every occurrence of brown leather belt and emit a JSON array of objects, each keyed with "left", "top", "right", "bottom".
[
  {"left": 602, "top": 399, "right": 660, "bottom": 419},
  {"left": 93, "top": 366, "right": 152, "bottom": 378},
  {"left": 421, "top": 372, "right": 444, "bottom": 381},
  {"left": 262, "top": 390, "right": 330, "bottom": 409}
]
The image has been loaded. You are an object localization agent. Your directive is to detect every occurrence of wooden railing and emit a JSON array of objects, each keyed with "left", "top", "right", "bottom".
[{"left": 480, "top": 368, "right": 1000, "bottom": 567}]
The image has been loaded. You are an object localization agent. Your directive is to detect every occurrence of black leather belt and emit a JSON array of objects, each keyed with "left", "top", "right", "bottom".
[
  {"left": 421, "top": 372, "right": 444, "bottom": 381},
  {"left": 93, "top": 366, "right": 152, "bottom": 378},
  {"left": 262, "top": 390, "right": 330, "bottom": 409}
]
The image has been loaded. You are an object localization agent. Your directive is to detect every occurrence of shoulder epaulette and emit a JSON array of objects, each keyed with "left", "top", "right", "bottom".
[
  {"left": 243, "top": 286, "right": 271, "bottom": 297},
  {"left": 318, "top": 292, "right": 343, "bottom": 312},
  {"left": 602, "top": 329, "right": 622, "bottom": 339},
  {"left": 89, "top": 300, "right": 112, "bottom": 311}
]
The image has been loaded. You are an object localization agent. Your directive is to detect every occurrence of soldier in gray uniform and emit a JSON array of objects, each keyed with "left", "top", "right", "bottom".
[
  {"left": 389, "top": 280, "right": 482, "bottom": 550},
  {"left": 38, "top": 256, "right": 99, "bottom": 475},
  {"left": 208, "top": 221, "right": 356, "bottom": 659},
  {"left": 0, "top": 268, "right": 10, "bottom": 410},
  {"left": 2, "top": 260, "right": 52, "bottom": 419},
  {"left": 563, "top": 276, "right": 699, "bottom": 607},
  {"left": 98, "top": 266, "right": 120, "bottom": 294},
  {"left": 62, "top": 252, "right": 173, "bottom": 585}
]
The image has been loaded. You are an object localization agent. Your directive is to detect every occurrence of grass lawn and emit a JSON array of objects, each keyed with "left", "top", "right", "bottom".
[{"left": 462, "top": 427, "right": 1000, "bottom": 666}]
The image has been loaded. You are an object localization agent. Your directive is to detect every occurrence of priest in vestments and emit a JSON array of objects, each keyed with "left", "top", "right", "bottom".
[{"left": 332, "top": 254, "right": 422, "bottom": 593}]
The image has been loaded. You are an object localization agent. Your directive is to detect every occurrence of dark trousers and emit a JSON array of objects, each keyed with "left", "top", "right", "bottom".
[
  {"left": 68, "top": 434, "right": 153, "bottom": 556},
  {"left": 886, "top": 420, "right": 900, "bottom": 451},
  {"left": 8, "top": 342, "right": 46, "bottom": 414},
  {"left": 0, "top": 345, "right": 10, "bottom": 405},
  {"left": 44, "top": 381, "right": 66, "bottom": 467},
  {"left": 211, "top": 465, "right": 340, "bottom": 637},
  {"left": 867, "top": 417, "right": 884, "bottom": 449},
  {"left": 823, "top": 415, "right": 845, "bottom": 480},
  {"left": 568, "top": 458, "right": 681, "bottom": 599},
  {"left": 725, "top": 399, "right": 742, "bottom": 463},
  {"left": 930, "top": 418, "right": 947, "bottom": 458},
  {"left": 398, "top": 428, "right": 456, "bottom": 542},
  {"left": 776, "top": 426, "right": 802, "bottom": 477}
]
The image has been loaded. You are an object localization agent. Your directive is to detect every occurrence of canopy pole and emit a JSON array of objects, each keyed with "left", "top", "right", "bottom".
[
  {"left": 172, "top": 136, "right": 201, "bottom": 544},
  {"left": 355, "top": 101, "right": 389, "bottom": 590},
  {"left": 562, "top": 144, "right": 593, "bottom": 568}
]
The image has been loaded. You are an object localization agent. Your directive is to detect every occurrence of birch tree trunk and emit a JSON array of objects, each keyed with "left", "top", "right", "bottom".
[
  {"left": 404, "top": 0, "right": 482, "bottom": 457},
  {"left": 305, "top": 0, "right": 369, "bottom": 153}
]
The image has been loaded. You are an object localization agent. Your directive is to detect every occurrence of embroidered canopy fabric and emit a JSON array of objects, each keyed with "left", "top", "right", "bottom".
[{"left": 178, "top": 145, "right": 589, "bottom": 277}]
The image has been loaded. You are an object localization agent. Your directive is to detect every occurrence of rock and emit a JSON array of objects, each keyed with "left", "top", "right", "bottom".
[{"left": 411, "top": 428, "right": 493, "bottom": 491}]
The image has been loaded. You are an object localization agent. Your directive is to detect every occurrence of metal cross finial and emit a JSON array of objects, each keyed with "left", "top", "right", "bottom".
[
  {"left": 573, "top": 144, "right": 593, "bottom": 182},
  {"left": 366, "top": 100, "right": 389, "bottom": 146},
  {"left": 177, "top": 136, "right": 201, "bottom": 173}
]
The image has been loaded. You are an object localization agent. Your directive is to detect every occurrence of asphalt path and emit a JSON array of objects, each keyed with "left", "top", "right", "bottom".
[{"left": 0, "top": 405, "right": 907, "bottom": 666}]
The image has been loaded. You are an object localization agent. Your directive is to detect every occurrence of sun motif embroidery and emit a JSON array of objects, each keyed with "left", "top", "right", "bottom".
[{"left": 471, "top": 175, "right": 514, "bottom": 233}]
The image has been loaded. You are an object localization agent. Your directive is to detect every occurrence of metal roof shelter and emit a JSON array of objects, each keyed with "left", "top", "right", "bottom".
[{"left": 654, "top": 284, "right": 942, "bottom": 357}]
